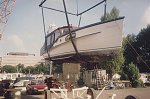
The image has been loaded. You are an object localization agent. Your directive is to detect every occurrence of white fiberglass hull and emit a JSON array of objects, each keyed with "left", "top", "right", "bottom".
[{"left": 44, "top": 17, "right": 124, "bottom": 63}]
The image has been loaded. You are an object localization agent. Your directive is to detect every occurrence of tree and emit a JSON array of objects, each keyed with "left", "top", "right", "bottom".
[
  {"left": 100, "top": 6, "right": 125, "bottom": 79},
  {"left": 2, "top": 65, "right": 16, "bottom": 73},
  {"left": 52, "top": 62, "right": 62, "bottom": 74},
  {"left": 100, "top": 6, "right": 119, "bottom": 21},
  {"left": 16, "top": 63, "right": 25, "bottom": 73},
  {"left": 36, "top": 63, "right": 50, "bottom": 74},
  {"left": 101, "top": 46, "right": 125, "bottom": 79},
  {"left": 135, "top": 24, "right": 150, "bottom": 72},
  {"left": 123, "top": 34, "right": 137, "bottom": 66},
  {"left": 25, "top": 66, "right": 36, "bottom": 74},
  {"left": 126, "top": 62, "right": 139, "bottom": 86}
]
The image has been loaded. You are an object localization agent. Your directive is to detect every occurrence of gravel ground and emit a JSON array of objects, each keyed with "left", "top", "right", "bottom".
[{"left": 21, "top": 87, "right": 150, "bottom": 99}]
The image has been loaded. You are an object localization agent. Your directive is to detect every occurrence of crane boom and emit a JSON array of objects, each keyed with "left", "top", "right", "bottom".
[{"left": 0, "top": 0, "right": 16, "bottom": 40}]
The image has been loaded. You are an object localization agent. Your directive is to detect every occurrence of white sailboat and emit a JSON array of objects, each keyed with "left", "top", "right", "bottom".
[{"left": 41, "top": 17, "right": 125, "bottom": 63}]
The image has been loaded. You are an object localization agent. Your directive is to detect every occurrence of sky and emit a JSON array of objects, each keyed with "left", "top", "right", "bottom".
[{"left": 0, "top": 0, "right": 150, "bottom": 56}]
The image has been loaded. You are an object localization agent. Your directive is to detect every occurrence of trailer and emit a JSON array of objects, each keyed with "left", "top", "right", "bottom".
[{"left": 44, "top": 86, "right": 116, "bottom": 99}]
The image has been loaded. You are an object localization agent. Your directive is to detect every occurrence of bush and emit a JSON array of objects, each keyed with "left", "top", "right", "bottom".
[
  {"left": 77, "top": 77, "right": 84, "bottom": 87},
  {"left": 119, "top": 72, "right": 128, "bottom": 80},
  {"left": 134, "top": 80, "right": 146, "bottom": 88}
]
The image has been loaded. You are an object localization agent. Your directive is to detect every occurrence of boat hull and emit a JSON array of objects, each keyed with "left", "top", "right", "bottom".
[{"left": 43, "top": 17, "right": 124, "bottom": 63}]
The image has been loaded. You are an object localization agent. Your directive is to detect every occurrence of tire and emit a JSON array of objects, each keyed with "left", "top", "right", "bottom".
[
  {"left": 87, "top": 88, "right": 94, "bottom": 99},
  {"left": 125, "top": 95, "right": 140, "bottom": 99}
]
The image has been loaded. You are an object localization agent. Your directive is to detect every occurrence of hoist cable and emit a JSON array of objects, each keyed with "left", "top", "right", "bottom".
[
  {"left": 114, "top": 20, "right": 150, "bottom": 70},
  {"left": 78, "top": 15, "right": 82, "bottom": 27},
  {"left": 41, "top": 7, "right": 51, "bottom": 61},
  {"left": 76, "top": 0, "right": 78, "bottom": 15}
]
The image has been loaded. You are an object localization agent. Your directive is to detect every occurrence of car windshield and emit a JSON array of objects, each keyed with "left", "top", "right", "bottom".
[{"left": 31, "top": 80, "right": 44, "bottom": 85}]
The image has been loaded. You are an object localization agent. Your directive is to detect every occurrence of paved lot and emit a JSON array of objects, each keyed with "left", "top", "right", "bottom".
[{"left": 21, "top": 87, "right": 150, "bottom": 99}]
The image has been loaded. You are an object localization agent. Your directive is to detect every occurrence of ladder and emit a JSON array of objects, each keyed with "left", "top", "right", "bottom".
[
  {"left": 96, "top": 71, "right": 109, "bottom": 90},
  {"left": 96, "top": 71, "right": 104, "bottom": 90}
]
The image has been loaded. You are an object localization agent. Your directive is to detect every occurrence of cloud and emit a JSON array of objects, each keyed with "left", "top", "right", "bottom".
[
  {"left": 24, "top": 32, "right": 33, "bottom": 38},
  {"left": 138, "top": 6, "right": 150, "bottom": 30},
  {"left": 122, "top": 1, "right": 129, "bottom": 7},
  {"left": 7, "top": 35, "right": 26, "bottom": 51},
  {"left": 48, "top": 0, "right": 67, "bottom": 2}
]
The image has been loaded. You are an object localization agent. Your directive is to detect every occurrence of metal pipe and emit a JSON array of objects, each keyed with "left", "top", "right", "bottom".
[
  {"left": 41, "top": 6, "right": 77, "bottom": 16},
  {"left": 78, "top": 0, "right": 105, "bottom": 16},
  {"left": 104, "top": 0, "right": 107, "bottom": 21},
  {"left": 62, "top": 0, "right": 80, "bottom": 58}
]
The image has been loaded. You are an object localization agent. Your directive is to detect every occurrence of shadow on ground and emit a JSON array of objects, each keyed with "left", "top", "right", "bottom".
[{"left": 21, "top": 92, "right": 44, "bottom": 99}]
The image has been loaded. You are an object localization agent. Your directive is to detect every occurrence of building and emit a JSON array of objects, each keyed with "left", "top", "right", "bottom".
[
  {"left": 54, "top": 63, "right": 80, "bottom": 84},
  {"left": 139, "top": 73, "right": 150, "bottom": 83},
  {"left": 0, "top": 52, "right": 45, "bottom": 67}
]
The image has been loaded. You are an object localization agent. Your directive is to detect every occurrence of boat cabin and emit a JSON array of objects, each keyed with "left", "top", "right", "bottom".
[{"left": 46, "top": 26, "right": 79, "bottom": 50}]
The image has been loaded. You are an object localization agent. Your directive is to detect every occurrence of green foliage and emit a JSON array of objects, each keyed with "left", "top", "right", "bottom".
[
  {"left": 2, "top": 65, "right": 16, "bottom": 73},
  {"left": 134, "top": 80, "right": 146, "bottom": 88},
  {"left": 118, "top": 71, "right": 128, "bottom": 80},
  {"left": 35, "top": 63, "right": 51, "bottom": 74},
  {"left": 135, "top": 24, "right": 150, "bottom": 72},
  {"left": 123, "top": 34, "right": 137, "bottom": 66},
  {"left": 126, "top": 62, "right": 139, "bottom": 82},
  {"left": 16, "top": 64, "right": 25, "bottom": 73},
  {"left": 1, "top": 63, "right": 51, "bottom": 74},
  {"left": 25, "top": 66, "right": 36, "bottom": 74},
  {"left": 77, "top": 76, "right": 84, "bottom": 87},
  {"left": 101, "top": 46, "right": 125, "bottom": 79},
  {"left": 122, "top": 24, "right": 150, "bottom": 73},
  {"left": 52, "top": 63, "right": 62, "bottom": 73},
  {"left": 101, "top": 6, "right": 119, "bottom": 21},
  {"left": 100, "top": 6, "right": 125, "bottom": 79}
]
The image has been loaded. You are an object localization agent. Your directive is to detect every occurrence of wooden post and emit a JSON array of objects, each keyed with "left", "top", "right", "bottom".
[{"left": 29, "top": 69, "right": 30, "bottom": 74}]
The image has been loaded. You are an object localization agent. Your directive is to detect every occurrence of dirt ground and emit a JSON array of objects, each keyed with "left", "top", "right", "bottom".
[{"left": 21, "top": 87, "right": 150, "bottom": 99}]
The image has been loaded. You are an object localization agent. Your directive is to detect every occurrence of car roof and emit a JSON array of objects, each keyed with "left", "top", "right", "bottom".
[
  {"left": 31, "top": 79, "right": 43, "bottom": 81},
  {"left": 16, "top": 77, "right": 35, "bottom": 80}
]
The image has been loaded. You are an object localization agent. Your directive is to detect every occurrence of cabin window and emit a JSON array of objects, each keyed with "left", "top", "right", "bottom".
[
  {"left": 62, "top": 27, "right": 73, "bottom": 35},
  {"left": 46, "top": 32, "right": 55, "bottom": 50},
  {"left": 47, "top": 36, "right": 50, "bottom": 46},
  {"left": 50, "top": 33, "right": 55, "bottom": 46},
  {"left": 55, "top": 29, "right": 60, "bottom": 39}
]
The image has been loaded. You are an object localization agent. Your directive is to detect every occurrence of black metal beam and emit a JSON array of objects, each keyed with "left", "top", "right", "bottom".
[
  {"left": 78, "top": 0, "right": 105, "bottom": 16},
  {"left": 39, "top": 0, "right": 106, "bottom": 16},
  {"left": 62, "top": 0, "right": 80, "bottom": 58}
]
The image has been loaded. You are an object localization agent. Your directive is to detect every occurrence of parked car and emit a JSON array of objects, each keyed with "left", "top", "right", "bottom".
[
  {"left": 13, "top": 77, "right": 35, "bottom": 87},
  {"left": 26, "top": 79, "right": 48, "bottom": 95}
]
